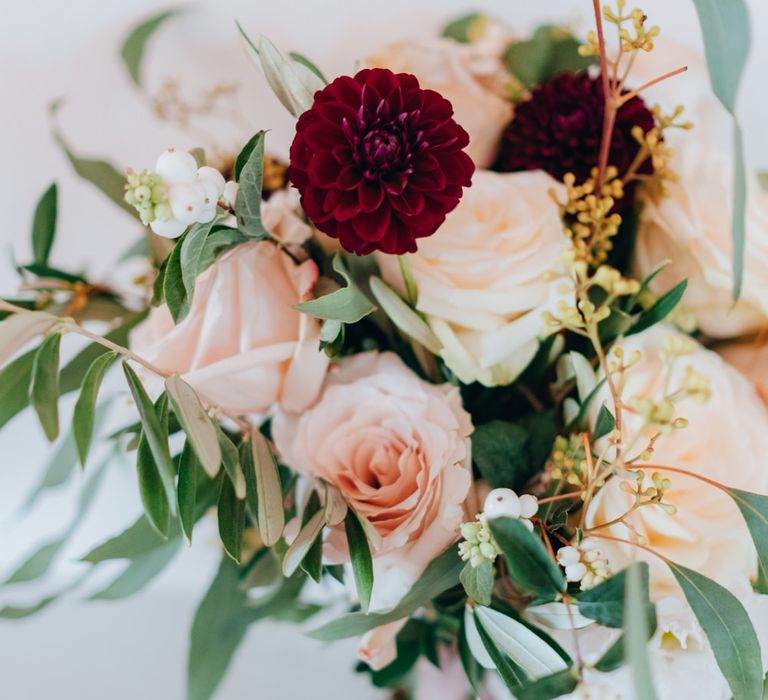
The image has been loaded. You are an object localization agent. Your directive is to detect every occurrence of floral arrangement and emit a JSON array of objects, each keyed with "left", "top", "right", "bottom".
[{"left": 3, "top": 2, "right": 768, "bottom": 699}]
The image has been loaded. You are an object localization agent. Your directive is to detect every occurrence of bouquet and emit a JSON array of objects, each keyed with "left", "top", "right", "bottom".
[{"left": 3, "top": 2, "right": 767, "bottom": 699}]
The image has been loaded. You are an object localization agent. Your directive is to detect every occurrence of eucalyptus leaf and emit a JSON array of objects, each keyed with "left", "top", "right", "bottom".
[
  {"left": 123, "top": 363, "right": 177, "bottom": 517},
  {"left": 345, "top": 509, "right": 374, "bottom": 611},
  {"left": 0, "top": 311, "right": 58, "bottom": 368},
  {"left": 593, "top": 403, "right": 616, "bottom": 440},
  {"left": 218, "top": 475, "right": 245, "bottom": 564},
  {"left": 369, "top": 276, "right": 440, "bottom": 353},
  {"left": 626, "top": 280, "right": 687, "bottom": 336},
  {"left": 163, "top": 233, "right": 189, "bottom": 322},
  {"left": 473, "top": 609, "right": 528, "bottom": 692},
  {"left": 515, "top": 669, "right": 579, "bottom": 700},
  {"left": 121, "top": 8, "right": 185, "bottom": 86},
  {"left": 0, "top": 350, "right": 36, "bottom": 430},
  {"left": 441, "top": 13, "right": 484, "bottom": 43},
  {"left": 30, "top": 331, "right": 61, "bottom": 442},
  {"left": 282, "top": 507, "right": 325, "bottom": 577},
  {"left": 82, "top": 514, "right": 177, "bottom": 563},
  {"left": 166, "top": 373, "right": 221, "bottom": 477},
  {"left": 253, "top": 34, "right": 317, "bottom": 117},
  {"left": 489, "top": 518, "right": 565, "bottom": 602},
  {"left": 308, "top": 549, "right": 463, "bottom": 640},
  {"left": 73, "top": 351, "right": 118, "bottom": 466},
  {"left": 217, "top": 428, "right": 246, "bottom": 499},
  {"left": 288, "top": 51, "right": 328, "bottom": 85},
  {"left": 31, "top": 182, "right": 57, "bottom": 266},
  {"left": 298, "top": 491, "right": 323, "bottom": 582},
  {"left": 251, "top": 428, "right": 284, "bottom": 546},
  {"left": 137, "top": 427, "right": 170, "bottom": 537},
  {"left": 178, "top": 440, "right": 200, "bottom": 543},
  {"left": 578, "top": 563, "right": 651, "bottom": 628},
  {"left": 669, "top": 562, "right": 762, "bottom": 700},
  {"left": 727, "top": 488, "right": 768, "bottom": 592}
]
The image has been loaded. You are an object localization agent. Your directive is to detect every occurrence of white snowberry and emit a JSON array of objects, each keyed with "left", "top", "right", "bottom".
[
  {"left": 222, "top": 180, "right": 239, "bottom": 207},
  {"left": 150, "top": 217, "right": 186, "bottom": 239},
  {"left": 483, "top": 488, "right": 522, "bottom": 519},
  {"left": 156, "top": 148, "right": 198, "bottom": 184},
  {"left": 518, "top": 494, "right": 539, "bottom": 519},
  {"left": 170, "top": 184, "right": 204, "bottom": 225}
]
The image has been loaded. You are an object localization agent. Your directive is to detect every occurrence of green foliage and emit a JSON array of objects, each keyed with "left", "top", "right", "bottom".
[
  {"left": 460, "top": 560, "right": 494, "bottom": 606},
  {"left": 73, "top": 351, "right": 118, "bottom": 466},
  {"left": 121, "top": 8, "right": 185, "bottom": 86},
  {"left": 472, "top": 609, "right": 528, "bottom": 692},
  {"left": 136, "top": 394, "right": 172, "bottom": 537},
  {"left": 503, "top": 25, "right": 595, "bottom": 89},
  {"left": 31, "top": 183, "right": 57, "bottom": 266},
  {"left": 345, "top": 509, "right": 374, "bottom": 611},
  {"left": 123, "top": 364, "right": 177, "bottom": 521},
  {"left": 593, "top": 403, "right": 616, "bottom": 440},
  {"left": 669, "top": 562, "right": 763, "bottom": 700},
  {"left": 298, "top": 490, "right": 324, "bottom": 582},
  {"left": 250, "top": 428, "right": 284, "bottom": 546},
  {"left": 218, "top": 474, "right": 245, "bottom": 564},
  {"left": 177, "top": 441, "right": 200, "bottom": 543},
  {"left": 488, "top": 518, "right": 565, "bottom": 602},
  {"left": 282, "top": 499, "right": 325, "bottom": 577},
  {"left": 234, "top": 131, "right": 272, "bottom": 239},
  {"left": 30, "top": 332, "right": 61, "bottom": 442},
  {"left": 0, "top": 349, "right": 36, "bottom": 429},
  {"left": 726, "top": 488, "right": 768, "bottom": 593},
  {"left": 516, "top": 669, "right": 579, "bottom": 700},
  {"left": 578, "top": 562, "right": 652, "bottom": 628},
  {"left": 691, "top": 0, "right": 749, "bottom": 299},
  {"left": 162, "top": 232, "right": 189, "bottom": 321},
  {"left": 626, "top": 280, "right": 687, "bottom": 337},
  {"left": 288, "top": 51, "right": 328, "bottom": 84},
  {"left": 308, "top": 549, "right": 463, "bottom": 640},
  {"left": 472, "top": 412, "right": 556, "bottom": 490},
  {"left": 295, "top": 254, "right": 377, "bottom": 324},
  {"left": 441, "top": 13, "right": 484, "bottom": 43},
  {"left": 216, "top": 428, "right": 246, "bottom": 498},
  {"left": 458, "top": 615, "right": 485, "bottom": 694}
]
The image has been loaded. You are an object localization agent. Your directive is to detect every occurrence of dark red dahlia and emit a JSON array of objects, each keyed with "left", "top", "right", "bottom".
[
  {"left": 495, "top": 72, "right": 655, "bottom": 185},
  {"left": 288, "top": 68, "right": 475, "bottom": 255}
]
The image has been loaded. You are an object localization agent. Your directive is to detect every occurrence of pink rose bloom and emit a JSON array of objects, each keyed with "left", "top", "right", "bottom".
[
  {"left": 273, "top": 352, "right": 473, "bottom": 617},
  {"left": 130, "top": 241, "right": 328, "bottom": 414}
]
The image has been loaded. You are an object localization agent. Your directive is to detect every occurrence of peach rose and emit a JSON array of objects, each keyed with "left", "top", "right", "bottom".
[
  {"left": 631, "top": 41, "right": 768, "bottom": 338},
  {"left": 377, "top": 170, "right": 570, "bottom": 386},
  {"left": 130, "top": 241, "right": 328, "bottom": 414},
  {"left": 718, "top": 337, "right": 768, "bottom": 404},
  {"left": 272, "top": 351, "right": 472, "bottom": 616},
  {"left": 367, "top": 37, "right": 513, "bottom": 168},
  {"left": 586, "top": 326, "right": 768, "bottom": 594}
]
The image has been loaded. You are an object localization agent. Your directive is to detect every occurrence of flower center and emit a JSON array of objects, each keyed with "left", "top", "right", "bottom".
[{"left": 360, "top": 127, "right": 408, "bottom": 178}]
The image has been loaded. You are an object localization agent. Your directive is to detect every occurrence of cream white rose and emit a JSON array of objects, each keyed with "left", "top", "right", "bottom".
[
  {"left": 377, "top": 170, "right": 570, "bottom": 387},
  {"left": 272, "top": 351, "right": 472, "bottom": 617},
  {"left": 586, "top": 326, "right": 768, "bottom": 594},
  {"left": 130, "top": 241, "right": 329, "bottom": 415},
  {"left": 367, "top": 38, "right": 513, "bottom": 168},
  {"left": 631, "top": 41, "right": 768, "bottom": 338}
]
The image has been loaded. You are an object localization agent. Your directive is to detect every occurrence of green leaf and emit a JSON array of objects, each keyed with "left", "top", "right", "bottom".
[
  {"left": 625, "top": 562, "right": 658, "bottom": 700},
  {"left": 217, "top": 428, "right": 246, "bottom": 499},
  {"left": 691, "top": 0, "right": 749, "bottom": 300},
  {"left": 669, "top": 562, "right": 762, "bottom": 700},
  {"left": 441, "top": 13, "right": 485, "bottom": 43},
  {"left": 137, "top": 426, "right": 170, "bottom": 537},
  {"left": 178, "top": 441, "right": 200, "bottom": 543},
  {"left": 725, "top": 488, "right": 768, "bottom": 595},
  {"left": 287, "top": 51, "right": 328, "bottom": 84},
  {"left": 369, "top": 276, "right": 440, "bottom": 354},
  {"left": 251, "top": 428, "right": 284, "bottom": 546},
  {"left": 282, "top": 504, "right": 325, "bottom": 577},
  {"left": 593, "top": 403, "right": 616, "bottom": 440},
  {"left": 166, "top": 373, "right": 221, "bottom": 477},
  {"left": 31, "top": 183, "right": 57, "bottom": 266},
  {"left": 73, "top": 351, "right": 118, "bottom": 466},
  {"left": 458, "top": 615, "right": 485, "bottom": 695},
  {"left": 626, "top": 279, "right": 687, "bottom": 336},
  {"left": 473, "top": 609, "right": 527, "bottom": 692},
  {"left": 187, "top": 557, "right": 253, "bottom": 700},
  {"left": 180, "top": 223, "right": 244, "bottom": 314},
  {"left": 295, "top": 254, "right": 376, "bottom": 323},
  {"left": 163, "top": 233, "right": 189, "bottom": 322},
  {"left": 234, "top": 131, "right": 271, "bottom": 239},
  {"left": 488, "top": 518, "right": 565, "bottom": 602},
  {"left": 0, "top": 349, "right": 35, "bottom": 429},
  {"left": 472, "top": 419, "right": 539, "bottom": 490},
  {"left": 123, "top": 363, "right": 177, "bottom": 517},
  {"left": 308, "top": 548, "right": 463, "bottom": 640},
  {"left": 51, "top": 111, "right": 137, "bottom": 219},
  {"left": 298, "top": 490, "right": 323, "bottom": 582},
  {"left": 578, "top": 562, "right": 651, "bottom": 628},
  {"left": 89, "top": 540, "right": 181, "bottom": 600},
  {"left": 516, "top": 669, "right": 579, "bottom": 700},
  {"left": 460, "top": 560, "right": 494, "bottom": 606},
  {"left": 503, "top": 25, "right": 595, "bottom": 89},
  {"left": 0, "top": 311, "right": 58, "bottom": 368},
  {"left": 30, "top": 332, "right": 61, "bottom": 441},
  {"left": 218, "top": 474, "right": 245, "bottom": 564},
  {"left": 345, "top": 509, "right": 374, "bottom": 611},
  {"left": 121, "top": 8, "right": 184, "bottom": 86},
  {"left": 82, "top": 514, "right": 176, "bottom": 563}
]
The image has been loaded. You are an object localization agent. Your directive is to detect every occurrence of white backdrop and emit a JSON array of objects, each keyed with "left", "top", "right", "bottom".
[{"left": 0, "top": 1, "right": 766, "bottom": 698}]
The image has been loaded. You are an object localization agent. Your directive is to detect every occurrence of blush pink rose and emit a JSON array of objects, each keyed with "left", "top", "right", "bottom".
[
  {"left": 130, "top": 241, "right": 328, "bottom": 414},
  {"left": 272, "top": 352, "right": 473, "bottom": 618}
]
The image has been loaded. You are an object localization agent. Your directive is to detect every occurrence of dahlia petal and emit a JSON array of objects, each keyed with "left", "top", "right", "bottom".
[{"left": 359, "top": 180, "right": 385, "bottom": 213}]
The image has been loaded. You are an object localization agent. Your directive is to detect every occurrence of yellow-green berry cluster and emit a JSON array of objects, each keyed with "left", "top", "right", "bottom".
[
  {"left": 458, "top": 514, "right": 501, "bottom": 568},
  {"left": 124, "top": 170, "right": 170, "bottom": 226}
]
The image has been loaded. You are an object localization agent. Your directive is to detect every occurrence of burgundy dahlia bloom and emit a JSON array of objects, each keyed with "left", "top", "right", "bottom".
[
  {"left": 288, "top": 68, "right": 475, "bottom": 255},
  {"left": 495, "top": 72, "right": 655, "bottom": 185}
]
